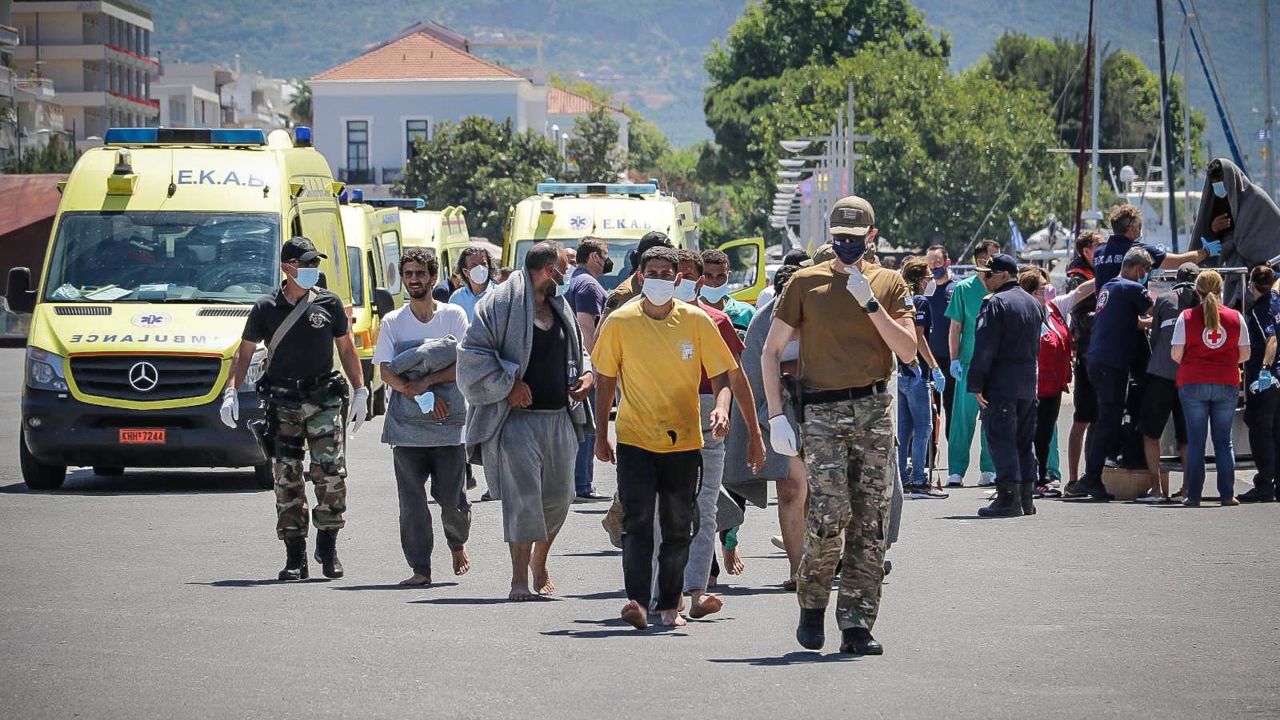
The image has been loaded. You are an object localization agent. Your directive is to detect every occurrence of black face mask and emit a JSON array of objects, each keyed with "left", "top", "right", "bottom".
[{"left": 603, "top": 257, "right": 615, "bottom": 274}]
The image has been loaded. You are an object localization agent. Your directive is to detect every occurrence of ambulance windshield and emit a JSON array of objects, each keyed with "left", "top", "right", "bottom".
[
  {"left": 511, "top": 238, "right": 639, "bottom": 292},
  {"left": 43, "top": 211, "right": 280, "bottom": 303}
]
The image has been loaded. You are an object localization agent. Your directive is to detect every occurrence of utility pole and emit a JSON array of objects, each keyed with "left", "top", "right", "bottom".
[
  {"left": 1262, "top": 0, "right": 1276, "bottom": 201},
  {"left": 1156, "top": 0, "right": 1180, "bottom": 250}
]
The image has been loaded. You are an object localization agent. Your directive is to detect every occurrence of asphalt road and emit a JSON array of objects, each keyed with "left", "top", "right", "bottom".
[{"left": 0, "top": 347, "right": 1277, "bottom": 719}]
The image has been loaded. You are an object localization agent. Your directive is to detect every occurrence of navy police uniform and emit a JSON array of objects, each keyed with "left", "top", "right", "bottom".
[{"left": 966, "top": 255, "right": 1044, "bottom": 516}]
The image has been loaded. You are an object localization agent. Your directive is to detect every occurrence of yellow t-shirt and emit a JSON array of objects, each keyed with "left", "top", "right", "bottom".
[
  {"left": 774, "top": 260, "right": 911, "bottom": 390},
  {"left": 592, "top": 300, "right": 738, "bottom": 453}
]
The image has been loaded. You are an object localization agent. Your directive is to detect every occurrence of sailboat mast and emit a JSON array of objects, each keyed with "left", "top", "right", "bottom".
[
  {"left": 1073, "top": 0, "right": 1097, "bottom": 235},
  {"left": 1156, "top": 0, "right": 1180, "bottom": 251},
  {"left": 1263, "top": 0, "right": 1276, "bottom": 201}
]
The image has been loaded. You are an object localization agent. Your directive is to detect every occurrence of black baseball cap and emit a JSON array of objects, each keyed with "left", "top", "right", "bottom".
[
  {"left": 636, "top": 231, "right": 672, "bottom": 256},
  {"left": 281, "top": 236, "right": 327, "bottom": 264},
  {"left": 975, "top": 253, "right": 1019, "bottom": 275}
]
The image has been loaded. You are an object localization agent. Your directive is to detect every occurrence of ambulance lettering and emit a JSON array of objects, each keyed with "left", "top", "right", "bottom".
[{"left": 176, "top": 169, "right": 270, "bottom": 188}]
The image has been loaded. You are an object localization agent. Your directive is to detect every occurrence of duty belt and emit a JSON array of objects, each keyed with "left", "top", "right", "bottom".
[
  {"left": 265, "top": 371, "right": 342, "bottom": 392},
  {"left": 802, "top": 381, "right": 887, "bottom": 405}
]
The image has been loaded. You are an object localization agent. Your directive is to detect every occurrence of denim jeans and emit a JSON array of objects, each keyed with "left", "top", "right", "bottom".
[
  {"left": 897, "top": 372, "right": 932, "bottom": 485},
  {"left": 573, "top": 388, "right": 596, "bottom": 495},
  {"left": 1178, "top": 383, "right": 1238, "bottom": 502}
]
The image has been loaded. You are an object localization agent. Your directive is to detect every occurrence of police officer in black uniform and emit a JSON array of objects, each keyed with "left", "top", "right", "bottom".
[
  {"left": 221, "top": 237, "right": 368, "bottom": 580},
  {"left": 966, "top": 254, "right": 1044, "bottom": 518}
]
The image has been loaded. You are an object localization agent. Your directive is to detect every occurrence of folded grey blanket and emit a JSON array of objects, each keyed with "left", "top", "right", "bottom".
[{"left": 380, "top": 335, "right": 466, "bottom": 448}]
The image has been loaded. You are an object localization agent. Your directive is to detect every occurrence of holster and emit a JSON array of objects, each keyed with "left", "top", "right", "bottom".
[{"left": 782, "top": 373, "right": 804, "bottom": 423}]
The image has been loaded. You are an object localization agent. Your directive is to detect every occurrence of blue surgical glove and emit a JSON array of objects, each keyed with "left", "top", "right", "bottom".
[
  {"left": 932, "top": 367, "right": 947, "bottom": 392},
  {"left": 1201, "top": 237, "right": 1222, "bottom": 257},
  {"left": 1250, "top": 369, "right": 1277, "bottom": 394},
  {"left": 950, "top": 359, "right": 963, "bottom": 380},
  {"left": 414, "top": 391, "right": 436, "bottom": 414}
]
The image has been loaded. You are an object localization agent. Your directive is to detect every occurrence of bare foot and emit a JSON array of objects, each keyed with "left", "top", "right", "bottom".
[
  {"left": 1221, "top": 498, "right": 1240, "bottom": 507},
  {"left": 688, "top": 592, "right": 723, "bottom": 619},
  {"left": 723, "top": 547, "right": 745, "bottom": 575},
  {"left": 509, "top": 583, "right": 538, "bottom": 601},
  {"left": 621, "top": 601, "right": 648, "bottom": 629},
  {"left": 398, "top": 573, "right": 431, "bottom": 587},
  {"left": 452, "top": 548, "right": 471, "bottom": 576},
  {"left": 657, "top": 609, "right": 687, "bottom": 627},
  {"left": 530, "top": 563, "right": 555, "bottom": 595}
]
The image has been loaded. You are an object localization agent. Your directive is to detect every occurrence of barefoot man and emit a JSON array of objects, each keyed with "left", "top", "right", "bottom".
[
  {"left": 375, "top": 248, "right": 473, "bottom": 586},
  {"left": 593, "top": 246, "right": 764, "bottom": 629},
  {"left": 458, "top": 241, "right": 595, "bottom": 600}
]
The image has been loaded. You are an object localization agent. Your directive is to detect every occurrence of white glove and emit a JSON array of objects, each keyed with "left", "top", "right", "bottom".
[
  {"left": 349, "top": 386, "right": 369, "bottom": 436},
  {"left": 768, "top": 414, "right": 799, "bottom": 457},
  {"left": 845, "top": 265, "right": 875, "bottom": 307},
  {"left": 219, "top": 387, "right": 239, "bottom": 429}
]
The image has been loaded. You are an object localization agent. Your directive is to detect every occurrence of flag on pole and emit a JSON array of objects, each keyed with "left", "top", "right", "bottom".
[
  {"left": 1258, "top": 128, "right": 1272, "bottom": 141},
  {"left": 1009, "top": 216, "right": 1025, "bottom": 253}
]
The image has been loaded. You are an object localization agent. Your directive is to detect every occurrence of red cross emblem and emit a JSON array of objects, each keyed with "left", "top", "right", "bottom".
[{"left": 1202, "top": 327, "right": 1226, "bottom": 349}]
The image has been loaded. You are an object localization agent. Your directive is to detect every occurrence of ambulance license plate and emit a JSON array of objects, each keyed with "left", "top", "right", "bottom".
[{"left": 119, "top": 429, "right": 166, "bottom": 444}]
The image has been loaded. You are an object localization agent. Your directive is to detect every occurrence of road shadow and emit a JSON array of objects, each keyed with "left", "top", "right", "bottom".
[
  {"left": 707, "top": 651, "right": 862, "bottom": 666},
  {"left": 563, "top": 589, "right": 626, "bottom": 601},
  {"left": 187, "top": 578, "right": 332, "bottom": 588},
  {"left": 572, "top": 508, "right": 610, "bottom": 515},
  {"left": 0, "top": 469, "right": 263, "bottom": 496},
  {"left": 940, "top": 515, "right": 986, "bottom": 520},
  {"left": 334, "top": 582, "right": 459, "bottom": 591},
  {"left": 409, "top": 596, "right": 558, "bottom": 605},
  {"left": 708, "top": 584, "right": 792, "bottom": 597},
  {"left": 542, "top": 619, "right": 688, "bottom": 639}
]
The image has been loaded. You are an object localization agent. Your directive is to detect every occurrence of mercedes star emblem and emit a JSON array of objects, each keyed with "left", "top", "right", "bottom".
[{"left": 128, "top": 361, "right": 159, "bottom": 392}]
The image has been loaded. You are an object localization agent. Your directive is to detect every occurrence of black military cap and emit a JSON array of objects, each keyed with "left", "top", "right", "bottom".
[{"left": 281, "top": 236, "right": 327, "bottom": 264}]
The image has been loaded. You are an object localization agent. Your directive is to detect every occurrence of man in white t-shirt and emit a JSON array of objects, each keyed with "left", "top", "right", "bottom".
[{"left": 373, "top": 248, "right": 473, "bottom": 587}]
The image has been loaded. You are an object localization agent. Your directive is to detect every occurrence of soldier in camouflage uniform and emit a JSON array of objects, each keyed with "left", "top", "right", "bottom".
[
  {"left": 221, "top": 237, "right": 369, "bottom": 581},
  {"left": 759, "top": 197, "right": 919, "bottom": 655}
]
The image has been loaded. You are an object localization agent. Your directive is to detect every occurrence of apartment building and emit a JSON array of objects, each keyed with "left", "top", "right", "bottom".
[{"left": 10, "top": 0, "right": 158, "bottom": 145}]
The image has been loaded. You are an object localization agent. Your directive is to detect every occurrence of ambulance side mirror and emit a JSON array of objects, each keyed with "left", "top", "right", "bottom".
[
  {"left": 373, "top": 288, "right": 395, "bottom": 318},
  {"left": 5, "top": 267, "right": 36, "bottom": 314}
]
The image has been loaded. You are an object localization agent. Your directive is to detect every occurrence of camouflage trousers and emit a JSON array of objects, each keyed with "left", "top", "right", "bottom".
[
  {"left": 796, "top": 392, "right": 893, "bottom": 631},
  {"left": 272, "top": 391, "right": 348, "bottom": 540}
]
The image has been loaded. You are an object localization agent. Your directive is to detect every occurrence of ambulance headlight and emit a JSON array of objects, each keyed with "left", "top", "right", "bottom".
[
  {"left": 243, "top": 345, "right": 268, "bottom": 389},
  {"left": 26, "top": 347, "right": 68, "bottom": 392}
]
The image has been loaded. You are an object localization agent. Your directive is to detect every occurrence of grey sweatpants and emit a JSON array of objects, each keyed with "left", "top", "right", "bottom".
[
  {"left": 482, "top": 409, "right": 577, "bottom": 544},
  {"left": 393, "top": 445, "right": 471, "bottom": 576}
]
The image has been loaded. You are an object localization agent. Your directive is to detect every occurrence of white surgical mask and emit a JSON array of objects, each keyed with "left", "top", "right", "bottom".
[
  {"left": 641, "top": 277, "right": 676, "bottom": 306},
  {"left": 699, "top": 284, "right": 732, "bottom": 303},
  {"left": 295, "top": 267, "right": 320, "bottom": 290},
  {"left": 924, "top": 280, "right": 937, "bottom": 296},
  {"left": 1212, "top": 181, "right": 1227, "bottom": 198},
  {"left": 673, "top": 279, "right": 698, "bottom": 302},
  {"left": 468, "top": 265, "right": 490, "bottom": 286}
]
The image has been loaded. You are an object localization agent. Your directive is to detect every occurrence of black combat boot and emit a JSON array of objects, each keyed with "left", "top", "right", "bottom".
[
  {"left": 315, "top": 529, "right": 344, "bottom": 579},
  {"left": 840, "top": 627, "right": 884, "bottom": 655},
  {"left": 279, "top": 536, "right": 309, "bottom": 581},
  {"left": 796, "top": 608, "right": 826, "bottom": 650},
  {"left": 1021, "top": 482, "right": 1037, "bottom": 515},
  {"left": 978, "top": 482, "right": 1025, "bottom": 518}
]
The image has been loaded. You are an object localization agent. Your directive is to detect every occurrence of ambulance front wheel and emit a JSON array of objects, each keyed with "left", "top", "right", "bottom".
[
  {"left": 20, "top": 433, "right": 66, "bottom": 490},
  {"left": 253, "top": 462, "right": 274, "bottom": 490}
]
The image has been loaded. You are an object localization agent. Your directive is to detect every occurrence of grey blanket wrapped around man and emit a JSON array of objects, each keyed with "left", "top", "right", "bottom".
[{"left": 380, "top": 335, "right": 467, "bottom": 447}]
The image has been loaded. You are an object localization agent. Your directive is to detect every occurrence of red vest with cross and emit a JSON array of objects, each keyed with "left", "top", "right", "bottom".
[{"left": 1176, "top": 305, "right": 1243, "bottom": 388}]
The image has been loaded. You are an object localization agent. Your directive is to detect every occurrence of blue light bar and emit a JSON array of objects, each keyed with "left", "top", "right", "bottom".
[
  {"left": 294, "top": 126, "right": 312, "bottom": 147},
  {"left": 363, "top": 198, "right": 426, "bottom": 209},
  {"left": 103, "top": 127, "right": 266, "bottom": 146},
  {"left": 350, "top": 188, "right": 364, "bottom": 203},
  {"left": 535, "top": 182, "right": 658, "bottom": 196}
]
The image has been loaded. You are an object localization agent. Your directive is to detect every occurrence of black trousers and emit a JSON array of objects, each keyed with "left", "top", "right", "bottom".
[
  {"left": 982, "top": 398, "right": 1038, "bottom": 486},
  {"left": 1245, "top": 385, "right": 1280, "bottom": 491},
  {"left": 1083, "top": 363, "right": 1130, "bottom": 485},
  {"left": 616, "top": 444, "right": 701, "bottom": 612},
  {"left": 1035, "top": 393, "right": 1063, "bottom": 484}
]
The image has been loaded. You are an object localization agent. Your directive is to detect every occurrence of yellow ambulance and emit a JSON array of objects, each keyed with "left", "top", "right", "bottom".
[
  {"left": 5, "top": 126, "right": 352, "bottom": 490},
  {"left": 398, "top": 205, "right": 471, "bottom": 273},
  {"left": 502, "top": 181, "right": 763, "bottom": 298},
  {"left": 338, "top": 191, "right": 405, "bottom": 418}
]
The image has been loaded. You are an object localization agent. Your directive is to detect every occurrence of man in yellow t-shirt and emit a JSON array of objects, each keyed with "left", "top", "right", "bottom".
[
  {"left": 761, "top": 195, "right": 918, "bottom": 656},
  {"left": 593, "top": 245, "right": 764, "bottom": 630}
]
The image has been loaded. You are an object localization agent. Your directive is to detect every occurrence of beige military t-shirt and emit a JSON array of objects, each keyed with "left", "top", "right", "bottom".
[{"left": 774, "top": 260, "right": 911, "bottom": 390}]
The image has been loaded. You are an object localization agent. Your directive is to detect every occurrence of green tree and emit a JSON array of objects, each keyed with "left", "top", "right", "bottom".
[
  {"left": 978, "top": 32, "right": 1205, "bottom": 179},
  {"left": 624, "top": 109, "right": 671, "bottom": 174},
  {"left": 565, "top": 107, "right": 626, "bottom": 182},
  {"left": 4, "top": 134, "right": 78, "bottom": 174},
  {"left": 395, "top": 116, "right": 562, "bottom": 242},
  {"left": 289, "top": 80, "right": 312, "bottom": 127}
]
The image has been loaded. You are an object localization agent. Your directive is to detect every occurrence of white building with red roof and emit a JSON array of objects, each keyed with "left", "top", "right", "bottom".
[{"left": 311, "top": 21, "right": 626, "bottom": 191}]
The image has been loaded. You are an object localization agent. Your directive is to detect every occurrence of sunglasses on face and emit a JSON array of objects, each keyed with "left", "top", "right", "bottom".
[{"left": 285, "top": 259, "right": 321, "bottom": 269}]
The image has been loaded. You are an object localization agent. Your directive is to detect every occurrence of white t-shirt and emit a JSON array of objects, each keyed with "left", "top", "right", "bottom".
[
  {"left": 1171, "top": 312, "right": 1251, "bottom": 348},
  {"left": 372, "top": 302, "right": 470, "bottom": 366}
]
